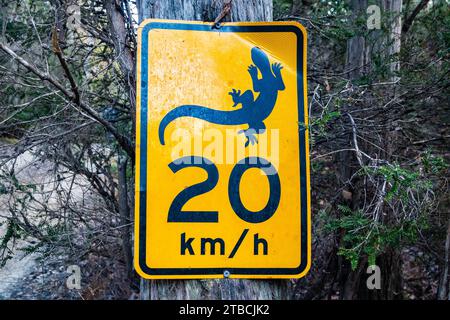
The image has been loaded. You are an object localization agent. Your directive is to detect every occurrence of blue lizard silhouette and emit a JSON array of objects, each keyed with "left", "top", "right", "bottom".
[{"left": 159, "top": 47, "right": 285, "bottom": 147}]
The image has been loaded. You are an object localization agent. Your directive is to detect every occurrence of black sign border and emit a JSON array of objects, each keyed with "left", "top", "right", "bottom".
[{"left": 136, "top": 20, "right": 310, "bottom": 278}]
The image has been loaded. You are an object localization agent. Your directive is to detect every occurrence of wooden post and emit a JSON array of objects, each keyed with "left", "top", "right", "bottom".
[{"left": 136, "top": 0, "right": 290, "bottom": 300}]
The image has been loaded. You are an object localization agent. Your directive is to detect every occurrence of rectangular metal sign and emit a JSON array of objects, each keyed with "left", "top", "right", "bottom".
[{"left": 135, "top": 19, "right": 310, "bottom": 279}]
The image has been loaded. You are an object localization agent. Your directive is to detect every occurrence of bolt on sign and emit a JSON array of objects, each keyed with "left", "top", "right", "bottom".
[{"left": 135, "top": 19, "right": 311, "bottom": 279}]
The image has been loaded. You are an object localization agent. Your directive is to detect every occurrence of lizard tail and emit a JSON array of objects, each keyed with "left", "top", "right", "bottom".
[{"left": 159, "top": 105, "right": 246, "bottom": 145}]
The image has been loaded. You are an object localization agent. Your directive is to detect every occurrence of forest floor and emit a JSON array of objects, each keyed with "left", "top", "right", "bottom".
[
  {"left": 0, "top": 243, "right": 37, "bottom": 299},
  {"left": 0, "top": 147, "right": 77, "bottom": 299}
]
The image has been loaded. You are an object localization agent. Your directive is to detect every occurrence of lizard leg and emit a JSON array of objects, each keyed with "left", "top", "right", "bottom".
[
  {"left": 229, "top": 89, "right": 254, "bottom": 108},
  {"left": 238, "top": 128, "right": 258, "bottom": 147},
  {"left": 238, "top": 122, "right": 265, "bottom": 146}
]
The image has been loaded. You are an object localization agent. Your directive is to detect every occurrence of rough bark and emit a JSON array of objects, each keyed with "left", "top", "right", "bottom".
[
  {"left": 377, "top": 0, "right": 403, "bottom": 300},
  {"left": 105, "top": 0, "right": 137, "bottom": 146},
  {"left": 345, "top": 0, "right": 369, "bottom": 80},
  {"left": 136, "top": 0, "right": 290, "bottom": 300},
  {"left": 138, "top": 0, "right": 272, "bottom": 23},
  {"left": 380, "top": 0, "right": 402, "bottom": 81},
  {"left": 49, "top": 0, "right": 67, "bottom": 46},
  {"left": 339, "top": 0, "right": 403, "bottom": 300},
  {"left": 336, "top": 0, "right": 369, "bottom": 243}
]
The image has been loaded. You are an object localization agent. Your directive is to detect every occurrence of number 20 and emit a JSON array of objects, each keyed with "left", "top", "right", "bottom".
[{"left": 167, "top": 156, "right": 281, "bottom": 224}]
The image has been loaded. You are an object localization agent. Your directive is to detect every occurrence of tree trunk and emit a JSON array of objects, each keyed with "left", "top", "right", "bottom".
[
  {"left": 438, "top": 219, "right": 450, "bottom": 300},
  {"left": 136, "top": 0, "right": 290, "bottom": 300},
  {"left": 380, "top": 0, "right": 402, "bottom": 82},
  {"left": 338, "top": 0, "right": 403, "bottom": 300},
  {"left": 377, "top": 0, "right": 403, "bottom": 301},
  {"left": 118, "top": 157, "right": 132, "bottom": 277},
  {"left": 334, "top": 1, "right": 368, "bottom": 300},
  {"left": 345, "top": 0, "right": 369, "bottom": 80}
]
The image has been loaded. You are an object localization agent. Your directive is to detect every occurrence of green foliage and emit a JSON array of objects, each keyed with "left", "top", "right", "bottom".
[
  {"left": 311, "top": 161, "right": 324, "bottom": 173},
  {"left": 0, "top": 220, "right": 23, "bottom": 267},
  {"left": 0, "top": 182, "right": 7, "bottom": 195},
  {"left": 400, "top": 1, "right": 450, "bottom": 88},
  {"left": 41, "top": 224, "right": 66, "bottom": 243},
  {"left": 422, "top": 150, "right": 449, "bottom": 175},
  {"left": 365, "top": 164, "right": 431, "bottom": 202},
  {"left": 273, "top": 0, "right": 292, "bottom": 19},
  {"left": 323, "top": 205, "right": 424, "bottom": 270},
  {"left": 299, "top": 106, "right": 341, "bottom": 146},
  {"left": 313, "top": 110, "right": 341, "bottom": 136},
  {"left": 322, "top": 160, "right": 436, "bottom": 270}
]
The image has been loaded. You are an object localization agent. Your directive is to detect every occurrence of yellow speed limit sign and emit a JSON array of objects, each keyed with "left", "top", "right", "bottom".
[{"left": 135, "top": 19, "right": 310, "bottom": 279}]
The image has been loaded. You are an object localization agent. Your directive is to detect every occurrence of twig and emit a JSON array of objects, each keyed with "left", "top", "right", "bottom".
[
  {"left": 52, "top": 28, "right": 80, "bottom": 105},
  {"left": 347, "top": 113, "right": 364, "bottom": 168},
  {"left": 213, "top": 0, "right": 233, "bottom": 26}
]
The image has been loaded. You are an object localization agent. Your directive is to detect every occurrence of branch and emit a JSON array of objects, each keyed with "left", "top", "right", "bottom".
[
  {"left": 347, "top": 113, "right": 363, "bottom": 168},
  {"left": 0, "top": 41, "right": 134, "bottom": 159},
  {"left": 52, "top": 28, "right": 80, "bottom": 105},
  {"left": 402, "top": 0, "right": 430, "bottom": 34}
]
